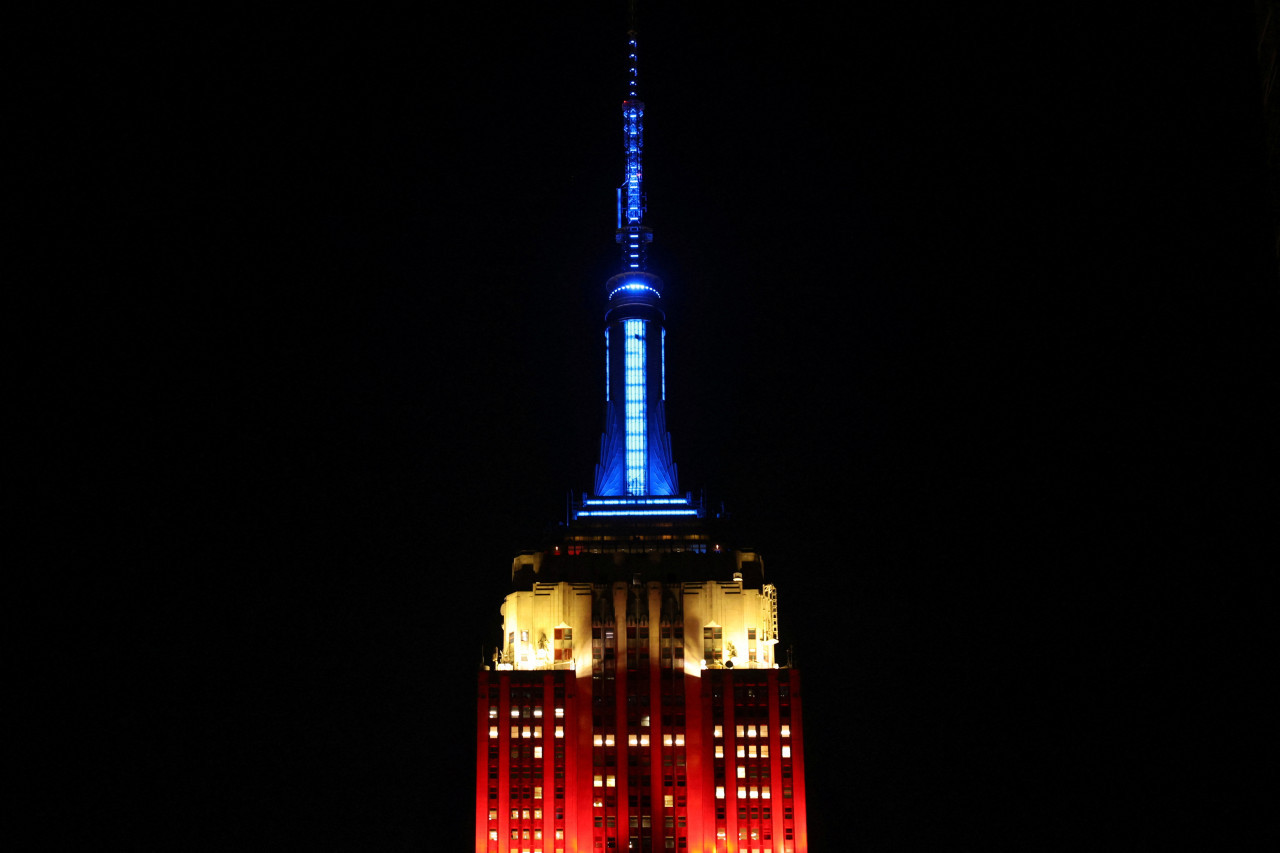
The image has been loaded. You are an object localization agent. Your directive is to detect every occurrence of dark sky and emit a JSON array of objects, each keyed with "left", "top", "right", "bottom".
[{"left": 33, "top": 2, "right": 1272, "bottom": 850}]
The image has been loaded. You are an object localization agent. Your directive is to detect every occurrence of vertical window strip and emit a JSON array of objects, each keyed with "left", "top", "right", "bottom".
[
  {"left": 605, "top": 328, "right": 610, "bottom": 403},
  {"left": 624, "top": 318, "right": 647, "bottom": 494},
  {"left": 661, "top": 327, "right": 666, "bottom": 401}
]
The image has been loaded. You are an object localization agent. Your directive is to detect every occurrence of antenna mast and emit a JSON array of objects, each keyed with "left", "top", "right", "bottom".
[{"left": 616, "top": 2, "right": 652, "bottom": 272}]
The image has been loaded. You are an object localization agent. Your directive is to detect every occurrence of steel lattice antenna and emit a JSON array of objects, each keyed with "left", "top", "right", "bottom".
[{"left": 616, "top": 3, "right": 652, "bottom": 272}]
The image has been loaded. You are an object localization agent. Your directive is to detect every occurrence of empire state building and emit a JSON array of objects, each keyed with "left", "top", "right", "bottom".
[{"left": 474, "top": 22, "right": 810, "bottom": 853}]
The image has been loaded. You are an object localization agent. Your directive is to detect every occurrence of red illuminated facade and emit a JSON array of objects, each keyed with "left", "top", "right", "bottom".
[{"left": 474, "top": 541, "right": 810, "bottom": 853}]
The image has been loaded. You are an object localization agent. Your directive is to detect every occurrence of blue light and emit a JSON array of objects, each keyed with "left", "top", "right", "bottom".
[
  {"left": 624, "top": 318, "right": 646, "bottom": 495},
  {"left": 609, "top": 283, "right": 660, "bottom": 299},
  {"left": 662, "top": 327, "right": 666, "bottom": 401},
  {"left": 583, "top": 497, "right": 690, "bottom": 506},
  {"left": 604, "top": 327, "right": 610, "bottom": 402},
  {"left": 577, "top": 509, "right": 699, "bottom": 517}
]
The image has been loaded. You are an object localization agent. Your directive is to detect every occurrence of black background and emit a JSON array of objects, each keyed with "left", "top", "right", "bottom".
[{"left": 27, "top": 2, "right": 1272, "bottom": 850}]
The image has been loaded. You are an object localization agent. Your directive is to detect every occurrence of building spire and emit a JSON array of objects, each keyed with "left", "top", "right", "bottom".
[
  {"left": 591, "top": 3, "right": 679, "bottom": 502},
  {"left": 616, "top": 10, "right": 652, "bottom": 272}
]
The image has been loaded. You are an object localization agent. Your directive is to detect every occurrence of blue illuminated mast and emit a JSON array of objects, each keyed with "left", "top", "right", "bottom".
[{"left": 585, "top": 19, "right": 689, "bottom": 517}]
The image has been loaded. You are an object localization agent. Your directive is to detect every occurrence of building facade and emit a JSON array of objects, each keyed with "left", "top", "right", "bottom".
[{"left": 475, "top": 24, "right": 809, "bottom": 853}]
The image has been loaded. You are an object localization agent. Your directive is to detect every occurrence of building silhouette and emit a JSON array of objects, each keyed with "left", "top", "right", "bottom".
[{"left": 474, "top": 20, "right": 809, "bottom": 853}]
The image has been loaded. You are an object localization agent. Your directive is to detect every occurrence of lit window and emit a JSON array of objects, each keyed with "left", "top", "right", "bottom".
[
  {"left": 534, "top": 746, "right": 543, "bottom": 759},
  {"left": 715, "top": 786, "right": 725, "bottom": 799},
  {"left": 605, "top": 734, "right": 615, "bottom": 747},
  {"left": 737, "top": 766, "right": 746, "bottom": 779},
  {"left": 606, "top": 775, "right": 616, "bottom": 788},
  {"left": 522, "top": 809, "right": 531, "bottom": 819},
  {"left": 715, "top": 745, "right": 724, "bottom": 758},
  {"left": 781, "top": 745, "right": 791, "bottom": 758},
  {"left": 675, "top": 734, "right": 684, "bottom": 746},
  {"left": 521, "top": 630, "right": 529, "bottom": 642},
  {"left": 628, "top": 734, "right": 639, "bottom": 747},
  {"left": 749, "top": 745, "right": 757, "bottom": 758},
  {"left": 749, "top": 788, "right": 759, "bottom": 799},
  {"left": 534, "top": 808, "right": 541, "bottom": 819},
  {"left": 511, "top": 708, "right": 520, "bottom": 718},
  {"left": 760, "top": 745, "right": 769, "bottom": 758},
  {"left": 489, "top": 726, "right": 498, "bottom": 739},
  {"left": 762, "top": 785, "right": 771, "bottom": 799},
  {"left": 748, "top": 726, "right": 757, "bottom": 738},
  {"left": 640, "top": 734, "right": 649, "bottom": 747},
  {"left": 510, "top": 726, "right": 519, "bottom": 738},
  {"left": 737, "top": 746, "right": 745, "bottom": 758},
  {"left": 489, "top": 830, "right": 498, "bottom": 841},
  {"left": 736, "top": 725, "right": 745, "bottom": 738},
  {"left": 555, "top": 707, "right": 564, "bottom": 718},
  {"left": 490, "top": 707, "right": 498, "bottom": 719},
  {"left": 512, "top": 809, "right": 520, "bottom": 819},
  {"left": 594, "top": 734, "right": 604, "bottom": 747},
  {"left": 522, "top": 727, "right": 531, "bottom": 739},
  {"left": 556, "top": 830, "right": 564, "bottom": 840},
  {"left": 534, "top": 726, "right": 542, "bottom": 738},
  {"left": 663, "top": 794, "right": 674, "bottom": 808},
  {"left": 555, "top": 726, "right": 564, "bottom": 738},
  {"left": 663, "top": 734, "right": 672, "bottom": 747},
  {"left": 489, "top": 809, "right": 498, "bottom": 821},
  {"left": 780, "top": 725, "right": 790, "bottom": 738},
  {"left": 594, "top": 775, "right": 603, "bottom": 787},
  {"left": 760, "top": 724, "right": 768, "bottom": 737},
  {"left": 714, "top": 726, "right": 723, "bottom": 738},
  {"left": 534, "top": 787, "right": 542, "bottom": 799},
  {"left": 738, "top": 787, "right": 747, "bottom": 799},
  {"left": 641, "top": 715, "right": 650, "bottom": 727},
  {"left": 533, "top": 707, "right": 543, "bottom": 718}
]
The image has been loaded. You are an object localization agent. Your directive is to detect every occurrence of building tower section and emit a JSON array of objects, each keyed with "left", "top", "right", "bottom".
[
  {"left": 475, "top": 19, "right": 809, "bottom": 853},
  {"left": 594, "top": 28, "right": 678, "bottom": 501}
]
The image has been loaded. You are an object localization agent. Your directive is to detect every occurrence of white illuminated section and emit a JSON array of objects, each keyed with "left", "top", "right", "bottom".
[
  {"left": 661, "top": 327, "right": 666, "bottom": 400},
  {"left": 604, "top": 328, "right": 610, "bottom": 402},
  {"left": 624, "top": 318, "right": 646, "bottom": 495}
]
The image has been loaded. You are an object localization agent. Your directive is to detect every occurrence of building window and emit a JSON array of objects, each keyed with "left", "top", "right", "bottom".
[
  {"left": 715, "top": 745, "right": 724, "bottom": 758},
  {"left": 490, "top": 726, "right": 499, "bottom": 739},
  {"left": 781, "top": 745, "right": 791, "bottom": 758},
  {"left": 713, "top": 725, "right": 722, "bottom": 738},
  {"left": 715, "top": 786, "right": 725, "bottom": 799},
  {"left": 780, "top": 725, "right": 790, "bottom": 738},
  {"left": 663, "top": 794, "right": 674, "bottom": 808}
]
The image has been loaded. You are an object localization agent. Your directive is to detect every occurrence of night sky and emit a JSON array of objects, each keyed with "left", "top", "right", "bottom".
[{"left": 34, "top": 2, "right": 1272, "bottom": 850}]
